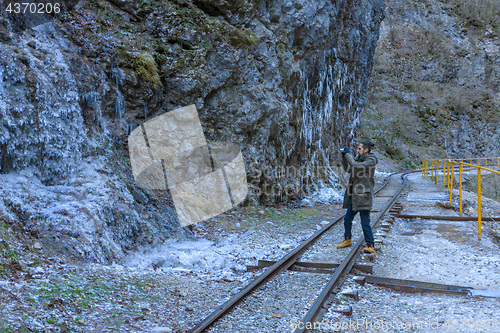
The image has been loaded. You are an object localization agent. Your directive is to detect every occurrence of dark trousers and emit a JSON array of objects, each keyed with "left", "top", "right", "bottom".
[{"left": 344, "top": 198, "right": 374, "bottom": 245}]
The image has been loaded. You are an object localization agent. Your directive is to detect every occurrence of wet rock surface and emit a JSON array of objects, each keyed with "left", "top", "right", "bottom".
[{"left": 0, "top": 0, "right": 384, "bottom": 262}]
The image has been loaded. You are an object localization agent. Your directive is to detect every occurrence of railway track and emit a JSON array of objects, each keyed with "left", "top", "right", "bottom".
[
  {"left": 188, "top": 171, "right": 417, "bottom": 333},
  {"left": 293, "top": 171, "right": 412, "bottom": 332}
]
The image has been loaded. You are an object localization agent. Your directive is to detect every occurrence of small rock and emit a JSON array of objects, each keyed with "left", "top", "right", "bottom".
[
  {"left": 152, "top": 327, "right": 172, "bottom": 333},
  {"left": 33, "top": 242, "right": 42, "bottom": 250},
  {"left": 363, "top": 253, "right": 376, "bottom": 262},
  {"left": 75, "top": 318, "right": 88, "bottom": 326},
  {"left": 436, "top": 201, "right": 455, "bottom": 209},
  {"left": 300, "top": 198, "right": 313, "bottom": 207},
  {"left": 333, "top": 306, "right": 353, "bottom": 316}
]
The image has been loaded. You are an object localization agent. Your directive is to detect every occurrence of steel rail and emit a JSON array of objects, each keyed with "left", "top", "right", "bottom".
[
  {"left": 294, "top": 170, "right": 417, "bottom": 333},
  {"left": 398, "top": 214, "right": 500, "bottom": 221},
  {"left": 187, "top": 172, "right": 395, "bottom": 333}
]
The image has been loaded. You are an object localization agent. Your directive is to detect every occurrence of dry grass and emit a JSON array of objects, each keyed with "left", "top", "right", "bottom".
[{"left": 443, "top": 0, "right": 500, "bottom": 32}]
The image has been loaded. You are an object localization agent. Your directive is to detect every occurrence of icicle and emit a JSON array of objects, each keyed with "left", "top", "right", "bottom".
[
  {"left": 115, "top": 91, "right": 125, "bottom": 120},
  {"left": 111, "top": 68, "right": 126, "bottom": 120}
]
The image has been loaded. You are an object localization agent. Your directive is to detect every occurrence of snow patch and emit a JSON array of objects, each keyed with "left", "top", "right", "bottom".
[
  {"left": 122, "top": 234, "right": 300, "bottom": 279},
  {"left": 375, "top": 170, "right": 391, "bottom": 177},
  {"left": 0, "top": 157, "right": 131, "bottom": 261},
  {"left": 302, "top": 187, "right": 343, "bottom": 206}
]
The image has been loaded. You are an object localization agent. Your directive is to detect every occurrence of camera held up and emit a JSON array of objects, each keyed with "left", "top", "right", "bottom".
[{"left": 340, "top": 147, "right": 350, "bottom": 154}]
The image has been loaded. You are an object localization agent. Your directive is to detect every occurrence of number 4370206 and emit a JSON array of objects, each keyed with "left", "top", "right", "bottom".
[
  {"left": 443, "top": 318, "right": 498, "bottom": 330},
  {"left": 6, "top": 2, "right": 60, "bottom": 14}
]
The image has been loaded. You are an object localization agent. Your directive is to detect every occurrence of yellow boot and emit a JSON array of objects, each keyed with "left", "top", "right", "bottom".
[
  {"left": 337, "top": 237, "right": 352, "bottom": 249},
  {"left": 363, "top": 244, "right": 375, "bottom": 254}
]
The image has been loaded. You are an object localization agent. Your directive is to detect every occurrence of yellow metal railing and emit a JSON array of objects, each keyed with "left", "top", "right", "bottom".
[{"left": 421, "top": 157, "right": 500, "bottom": 240}]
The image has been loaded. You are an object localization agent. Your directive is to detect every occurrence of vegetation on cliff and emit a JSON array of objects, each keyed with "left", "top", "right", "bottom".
[{"left": 360, "top": 0, "right": 500, "bottom": 168}]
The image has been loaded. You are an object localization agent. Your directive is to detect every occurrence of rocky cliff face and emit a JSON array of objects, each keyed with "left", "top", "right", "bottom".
[
  {"left": 360, "top": 0, "right": 500, "bottom": 166},
  {"left": 0, "top": 0, "right": 384, "bottom": 262}
]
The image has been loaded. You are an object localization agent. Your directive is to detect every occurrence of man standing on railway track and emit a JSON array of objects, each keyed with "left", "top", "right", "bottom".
[{"left": 337, "top": 141, "right": 378, "bottom": 254}]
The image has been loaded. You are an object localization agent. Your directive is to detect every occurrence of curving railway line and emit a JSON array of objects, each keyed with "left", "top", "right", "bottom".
[{"left": 188, "top": 171, "right": 418, "bottom": 333}]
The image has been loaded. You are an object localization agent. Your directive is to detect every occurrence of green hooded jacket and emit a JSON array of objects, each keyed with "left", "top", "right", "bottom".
[{"left": 341, "top": 152, "right": 378, "bottom": 211}]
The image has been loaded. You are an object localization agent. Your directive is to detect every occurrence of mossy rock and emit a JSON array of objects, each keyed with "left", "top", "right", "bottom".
[
  {"left": 132, "top": 51, "right": 162, "bottom": 88},
  {"left": 229, "top": 28, "right": 258, "bottom": 46}
]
